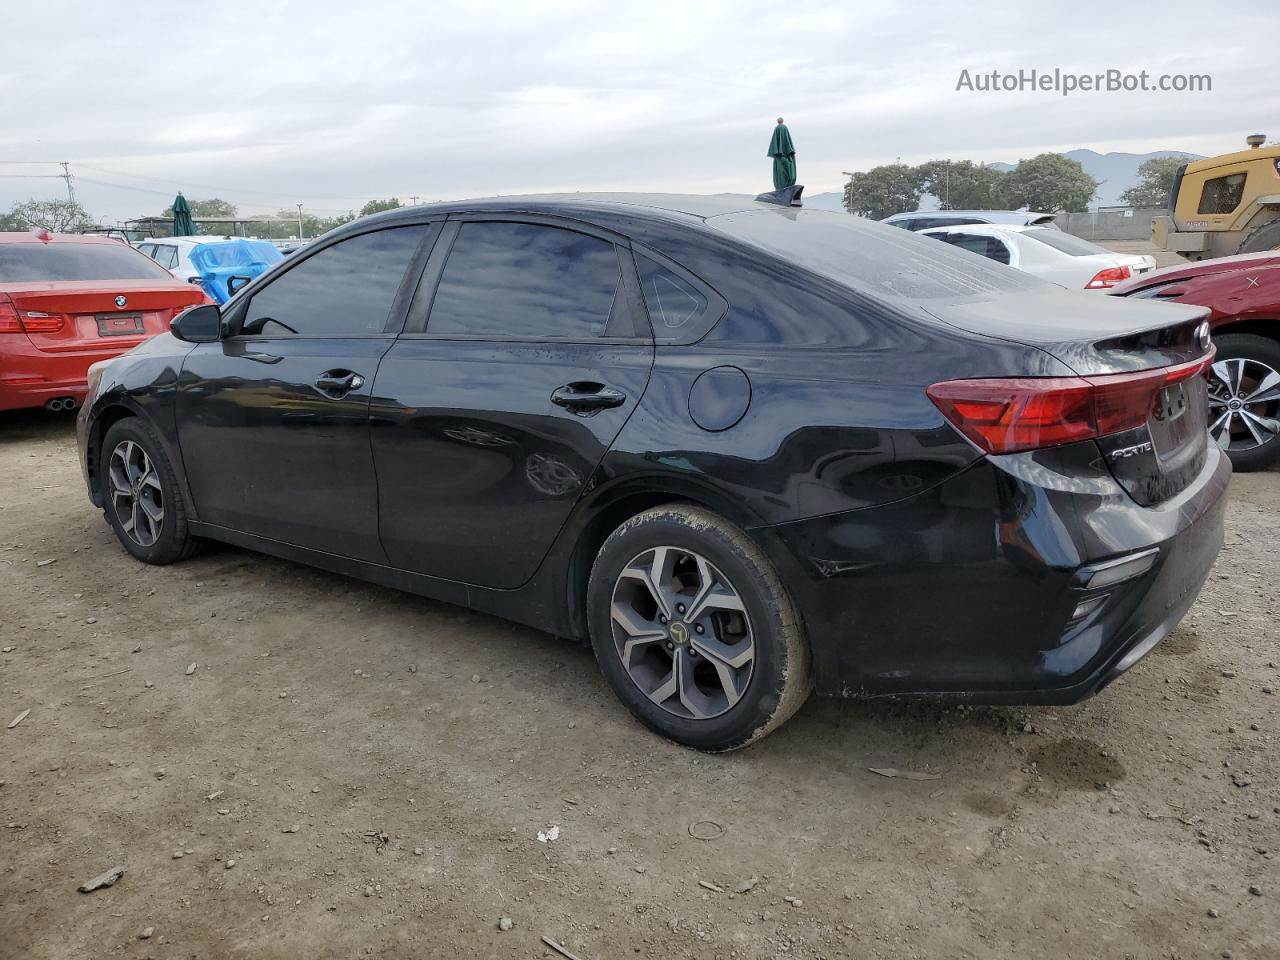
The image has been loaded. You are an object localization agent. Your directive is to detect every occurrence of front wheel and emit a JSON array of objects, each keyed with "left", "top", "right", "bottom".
[
  {"left": 586, "top": 505, "right": 812, "bottom": 751},
  {"left": 100, "top": 418, "right": 201, "bottom": 564},
  {"left": 1207, "top": 333, "right": 1280, "bottom": 471}
]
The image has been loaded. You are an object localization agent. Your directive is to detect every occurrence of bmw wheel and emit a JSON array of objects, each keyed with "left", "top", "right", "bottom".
[
  {"left": 587, "top": 505, "right": 812, "bottom": 751},
  {"left": 100, "top": 418, "right": 201, "bottom": 564},
  {"left": 1207, "top": 333, "right": 1280, "bottom": 471}
]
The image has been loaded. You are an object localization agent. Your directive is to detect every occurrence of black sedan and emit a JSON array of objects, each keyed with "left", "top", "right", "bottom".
[{"left": 77, "top": 194, "right": 1228, "bottom": 750}]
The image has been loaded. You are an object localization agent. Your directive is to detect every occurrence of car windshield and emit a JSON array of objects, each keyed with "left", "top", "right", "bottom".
[
  {"left": 710, "top": 208, "right": 1046, "bottom": 301},
  {"left": 1020, "top": 228, "right": 1109, "bottom": 257},
  {"left": 0, "top": 242, "right": 174, "bottom": 282}
]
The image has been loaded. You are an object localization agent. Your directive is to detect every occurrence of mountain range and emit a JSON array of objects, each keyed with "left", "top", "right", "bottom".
[{"left": 805, "top": 148, "right": 1205, "bottom": 213}]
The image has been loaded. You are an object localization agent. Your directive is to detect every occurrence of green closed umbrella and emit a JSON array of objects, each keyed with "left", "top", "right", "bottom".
[
  {"left": 172, "top": 193, "right": 195, "bottom": 237},
  {"left": 767, "top": 118, "right": 796, "bottom": 191}
]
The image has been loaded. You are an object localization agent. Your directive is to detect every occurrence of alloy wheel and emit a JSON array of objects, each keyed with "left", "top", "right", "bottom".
[
  {"left": 609, "top": 546, "right": 755, "bottom": 720},
  {"left": 108, "top": 440, "right": 164, "bottom": 547},
  {"left": 1207, "top": 357, "right": 1280, "bottom": 452}
]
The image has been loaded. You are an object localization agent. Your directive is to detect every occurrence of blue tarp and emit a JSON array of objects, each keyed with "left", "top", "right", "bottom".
[{"left": 188, "top": 239, "right": 283, "bottom": 304}]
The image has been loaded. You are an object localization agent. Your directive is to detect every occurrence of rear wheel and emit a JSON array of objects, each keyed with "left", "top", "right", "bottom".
[
  {"left": 1207, "top": 333, "right": 1280, "bottom": 471},
  {"left": 587, "top": 505, "right": 812, "bottom": 751},
  {"left": 1235, "top": 220, "right": 1280, "bottom": 254},
  {"left": 101, "top": 418, "right": 200, "bottom": 564}
]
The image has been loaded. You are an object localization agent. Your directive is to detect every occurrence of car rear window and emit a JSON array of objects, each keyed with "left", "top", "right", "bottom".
[
  {"left": 710, "top": 209, "right": 1045, "bottom": 301},
  {"left": 1021, "top": 228, "right": 1110, "bottom": 257},
  {"left": 0, "top": 242, "right": 173, "bottom": 282}
]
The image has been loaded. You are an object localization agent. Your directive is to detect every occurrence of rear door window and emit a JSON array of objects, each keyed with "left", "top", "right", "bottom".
[
  {"left": 632, "top": 249, "right": 726, "bottom": 343},
  {"left": 942, "top": 233, "right": 1011, "bottom": 265},
  {"left": 239, "top": 226, "right": 426, "bottom": 338},
  {"left": 427, "top": 221, "right": 622, "bottom": 339}
]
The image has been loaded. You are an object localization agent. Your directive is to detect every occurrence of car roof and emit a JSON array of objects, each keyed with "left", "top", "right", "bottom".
[
  {"left": 883, "top": 210, "right": 1056, "bottom": 224},
  {"left": 920, "top": 223, "right": 1038, "bottom": 235},
  {"left": 360, "top": 193, "right": 780, "bottom": 230},
  {"left": 0, "top": 231, "right": 127, "bottom": 245}
]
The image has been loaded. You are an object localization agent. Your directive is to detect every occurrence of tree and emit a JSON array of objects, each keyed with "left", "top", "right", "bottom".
[
  {"left": 162, "top": 197, "right": 238, "bottom": 219},
  {"left": 360, "top": 198, "right": 402, "bottom": 217},
  {"left": 917, "top": 159, "right": 1008, "bottom": 210},
  {"left": 7, "top": 198, "right": 94, "bottom": 232},
  {"left": 842, "top": 164, "right": 925, "bottom": 219},
  {"left": 1119, "top": 156, "right": 1188, "bottom": 209},
  {"left": 999, "top": 153, "right": 1098, "bottom": 213}
]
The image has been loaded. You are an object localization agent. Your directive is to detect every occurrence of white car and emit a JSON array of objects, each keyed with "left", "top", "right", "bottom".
[
  {"left": 134, "top": 236, "right": 237, "bottom": 285},
  {"left": 918, "top": 223, "right": 1156, "bottom": 291}
]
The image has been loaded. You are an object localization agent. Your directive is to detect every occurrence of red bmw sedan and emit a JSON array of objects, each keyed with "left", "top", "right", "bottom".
[{"left": 1, "top": 230, "right": 208, "bottom": 413}]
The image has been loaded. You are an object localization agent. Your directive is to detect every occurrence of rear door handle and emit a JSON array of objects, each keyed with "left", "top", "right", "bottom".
[
  {"left": 314, "top": 370, "right": 365, "bottom": 397},
  {"left": 551, "top": 382, "right": 626, "bottom": 413}
]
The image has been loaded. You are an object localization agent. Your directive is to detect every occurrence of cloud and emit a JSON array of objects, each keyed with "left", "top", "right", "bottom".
[{"left": 1, "top": 0, "right": 1275, "bottom": 221}]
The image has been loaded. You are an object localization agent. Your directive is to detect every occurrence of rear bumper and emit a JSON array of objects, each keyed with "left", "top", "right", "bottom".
[
  {"left": 0, "top": 339, "right": 132, "bottom": 412},
  {"left": 758, "top": 440, "right": 1230, "bottom": 702}
]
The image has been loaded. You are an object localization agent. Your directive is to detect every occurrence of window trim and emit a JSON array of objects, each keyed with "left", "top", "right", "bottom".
[
  {"left": 400, "top": 213, "right": 652, "bottom": 345},
  {"left": 630, "top": 243, "right": 728, "bottom": 346},
  {"left": 224, "top": 222, "right": 441, "bottom": 341}
]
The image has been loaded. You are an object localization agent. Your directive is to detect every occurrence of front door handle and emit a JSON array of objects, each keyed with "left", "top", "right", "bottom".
[
  {"left": 314, "top": 370, "right": 365, "bottom": 397},
  {"left": 551, "top": 382, "right": 626, "bottom": 414}
]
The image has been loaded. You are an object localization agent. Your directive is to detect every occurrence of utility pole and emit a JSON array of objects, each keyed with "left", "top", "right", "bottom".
[
  {"left": 60, "top": 162, "right": 75, "bottom": 205},
  {"left": 409, "top": 195, "right": 419, "bottom": 206},
  {"left": 296, "top": 203, "right": 304, "bottom": 240}
]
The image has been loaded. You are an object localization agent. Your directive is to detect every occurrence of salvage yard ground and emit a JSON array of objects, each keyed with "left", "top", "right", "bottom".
[{"left": 2, "top": 274, "right": 1278, "bottom": 957}]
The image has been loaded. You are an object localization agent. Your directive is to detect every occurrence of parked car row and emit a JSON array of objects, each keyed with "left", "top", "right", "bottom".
[{"left": 75, "top": 195, "right": 1227, "bottom": 750}]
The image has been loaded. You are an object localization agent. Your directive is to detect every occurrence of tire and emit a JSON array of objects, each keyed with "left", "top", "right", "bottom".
[
  {"left": 1235, "top": 220, "right": 1280, "bottom": 254},
  {"left": 100, "top": 418, "right": 201, "bottom": 565},
  {"left": 586, "top": 504, "right": 812, "bottom": 751},
  {"left": 1207, "top": 333, "right": 1280, "bottom": 472}
]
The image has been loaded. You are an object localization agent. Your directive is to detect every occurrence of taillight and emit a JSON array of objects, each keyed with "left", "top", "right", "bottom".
[
  {"left": 19, "top": 312, "right": 65, "bottom": 333},
  {"left": 0, "top": 297, "right": 65, "bottom": 334},
  {"left": 1085, "top": 265, "right": 1131, "bottom": 289},
  {"left": 927, "top": 349, "right": 1215, "bottom": 455},
  {"left": 0, "top": 297, "right": 21, "bottom": 334}
]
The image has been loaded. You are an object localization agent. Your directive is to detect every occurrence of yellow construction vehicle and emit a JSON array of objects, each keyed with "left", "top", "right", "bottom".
[{"left": 1152, "top": 134, "right": 1280, "bottom": 259}]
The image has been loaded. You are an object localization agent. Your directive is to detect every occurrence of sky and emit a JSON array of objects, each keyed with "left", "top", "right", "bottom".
[{"left": 2, "top": 0, "right": 1276, "bottom": 223}]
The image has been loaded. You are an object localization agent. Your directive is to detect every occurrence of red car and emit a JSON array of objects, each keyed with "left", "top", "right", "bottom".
[
  {"left": 1111, "top": 251, "right": 1280, "bottom": 471},
  {"left": 1, "top": 231, "right": 207, "bottom": 413}
]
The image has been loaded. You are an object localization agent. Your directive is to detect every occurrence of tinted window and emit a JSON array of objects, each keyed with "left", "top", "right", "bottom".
[
  {"left": 943, "top": 233, "right": 1011, "bottom": 265},
  {"left": 241, "top": 226, "right": 424, "bottom": 338},
  {"left": 711, "top": 209, "right": 1044, "bottom": 302},
  {"left": 635, "top": 253, "right": 707, "bottom": 332},
  {"left": 428, "top": 222, "right": 619, "bottom": 339},
  {"left": 1198, "top": 173, "right": 1245, "bottom": 214},
  {"left": 0, "top": 242, "right": 174, "bottom": 282},
  {"left": 1022, "top": 228, "right": 1109, "bottom": 256}
]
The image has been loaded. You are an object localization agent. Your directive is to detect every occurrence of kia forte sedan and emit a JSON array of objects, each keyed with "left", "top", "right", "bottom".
[{"left": 77, "top": 195, "right": 1228, "bottom": 751}]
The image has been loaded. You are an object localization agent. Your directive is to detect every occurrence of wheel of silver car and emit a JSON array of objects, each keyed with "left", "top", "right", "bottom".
[
  {"left": 609, "top": 546, "right": 755, "bottom": 720},
  {"left": 1206, "top": 350, "right": 1280, "bottom": 463},
  {"left": 108, "top": 439, "right": 164, "bottom": 547}
]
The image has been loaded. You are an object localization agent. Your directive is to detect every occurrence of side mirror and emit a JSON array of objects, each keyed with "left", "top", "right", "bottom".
[
  {"left": 170, "top": 304, "right": 222, "bottom": 343},
  {"left": 227, "top": 275, "right": 253, "bottom": 295}
]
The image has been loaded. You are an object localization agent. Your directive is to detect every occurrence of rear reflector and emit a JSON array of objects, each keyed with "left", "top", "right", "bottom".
[
  {"left": 1085, "top": 265, "right": 1131, "bottom": 289},
  {"left": 927, "top": 349, "right": 1215, "bottom": 455}
]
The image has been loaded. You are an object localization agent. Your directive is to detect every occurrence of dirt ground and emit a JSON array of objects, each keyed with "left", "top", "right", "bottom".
[{"left": 2, "top": 405, "right": 1278, "bottom": 960}]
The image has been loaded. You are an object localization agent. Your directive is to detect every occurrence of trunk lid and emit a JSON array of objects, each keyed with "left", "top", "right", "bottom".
[
  {"left": 928, "top": 290, "right": 1214, "bottom": 506},
  {"left": 1, "top": 280, "right": 204, "bottom": 353}
]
